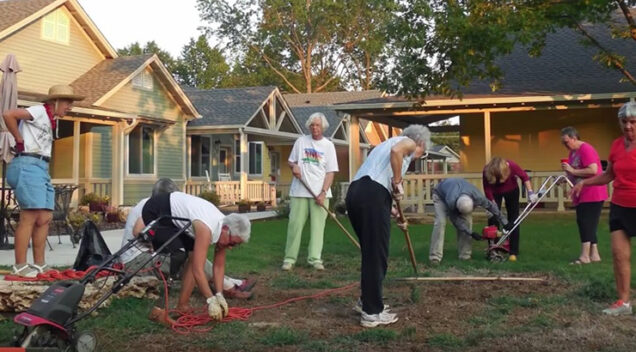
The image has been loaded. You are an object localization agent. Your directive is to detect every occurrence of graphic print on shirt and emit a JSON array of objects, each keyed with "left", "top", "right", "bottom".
[{"left": 302, "top": 148, "right": 323, "bottom": 165}]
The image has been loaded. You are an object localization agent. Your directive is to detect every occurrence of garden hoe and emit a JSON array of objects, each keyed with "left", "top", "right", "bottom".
[{"left": 394, "top": 199, "right": 418, "bottom": 275}]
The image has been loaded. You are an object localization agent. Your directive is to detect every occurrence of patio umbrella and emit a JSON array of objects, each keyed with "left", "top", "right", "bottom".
[{"left": 0, "top": 53, "right": 21, "bottom": 249}]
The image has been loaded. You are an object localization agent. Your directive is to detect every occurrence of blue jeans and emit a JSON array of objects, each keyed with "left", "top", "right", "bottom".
[{"left": 7, "top": 155, "right": 54, "bottom": 210}]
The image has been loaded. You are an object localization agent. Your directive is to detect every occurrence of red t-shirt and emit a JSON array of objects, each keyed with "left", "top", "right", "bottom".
[{"left": 609, "top": 137, "right": 636, "bottom": 207}]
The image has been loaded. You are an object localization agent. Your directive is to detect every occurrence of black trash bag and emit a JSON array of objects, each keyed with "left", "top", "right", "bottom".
[{"left": 72, "top": 220, "right": 112, "bottom": 271}]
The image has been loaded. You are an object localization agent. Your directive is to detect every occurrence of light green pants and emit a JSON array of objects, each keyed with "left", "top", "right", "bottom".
[{"left": 283, "top": 197, "right": 329, "bottom": 265}]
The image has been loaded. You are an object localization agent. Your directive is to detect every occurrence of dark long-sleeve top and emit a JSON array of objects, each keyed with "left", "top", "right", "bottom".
[
  {"left": 482, "top": 159, "right": 529, "bottom": 201},
  {"left": 434, "top": 178, "right": 508, "bottom": 236}
]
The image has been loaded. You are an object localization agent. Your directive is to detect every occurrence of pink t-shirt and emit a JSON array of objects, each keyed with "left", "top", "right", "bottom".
[{"left": 568, "top": 142, "right": 608, "bottom": 205}]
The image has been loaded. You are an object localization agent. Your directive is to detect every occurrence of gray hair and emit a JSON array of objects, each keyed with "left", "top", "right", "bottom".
[
  {"left": 401, "top": 124, "right": 431, "bottom": 150},
  {"left": 305, "top": 112, "right": 329, "bottom": 131},
  {"left": 152, "top": 178, "right": 179, "bottom": 197},
  {"left": 618, "top": 102, "right": 636, "bottom": 120},
  {"left": 222, "top": 213, "right": 251, "bottom": 243},
  {"left": 560, "top": 126, "right": 579, "bottom": 139},
  {"left": 456, "top": 195, "right": 474, "bottom": 215}
]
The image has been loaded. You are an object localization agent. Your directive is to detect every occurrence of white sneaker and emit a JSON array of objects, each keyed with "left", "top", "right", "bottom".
[
  {"left": 360, "top": 310, "right": 398, "bottom": 328},
  {"left": 353, "top": 298, "right": 389, "bottom": 314},
  {"left": 602, "top": 300, "right": 632, "bottom": 316},
  {"left": 281, "top": 262, "right": 293, "bottom": 271},
  {"left": 312, "top": 262, "right": 325, "bottom": 271},
  {"left": 12, "top": 264, "right": 38, "bottom": 278}
]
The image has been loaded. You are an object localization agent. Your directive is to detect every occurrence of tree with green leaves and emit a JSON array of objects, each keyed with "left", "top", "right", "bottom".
[
  {"left": 197, "top": 0, "right": 395, "bottom": 92},
  {"left": 380, "top": 0, "right": 636, "bottom": 98},
  {"left": 172, "top": 35, "right": 231, "bottom": 89},
  {"left": 117, "top": 41, "right": 177, "bottom": 72}
]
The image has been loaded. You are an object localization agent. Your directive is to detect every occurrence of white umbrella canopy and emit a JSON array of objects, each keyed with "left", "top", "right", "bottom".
[{"left": 0, "top": 53, "right": 21, "bottom": 163}]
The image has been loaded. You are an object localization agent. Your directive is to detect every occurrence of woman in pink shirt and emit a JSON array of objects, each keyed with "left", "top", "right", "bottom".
[
  {"left": 560, "top": 127, "right": 608, "bottom": 265},
  {"left": 572, "top": 102, "right": 636, "bottom": 316},
  {"left": 483, "top": 157, "right": 537, "bottom": 262}
]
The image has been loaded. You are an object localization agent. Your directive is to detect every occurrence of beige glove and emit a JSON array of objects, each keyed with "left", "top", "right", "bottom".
[
  {"left": 207, "top": 295, "right": 223, "bottom": 321},
  {"left": 216, "top": 292, "right": 228, "bottom": 317}
]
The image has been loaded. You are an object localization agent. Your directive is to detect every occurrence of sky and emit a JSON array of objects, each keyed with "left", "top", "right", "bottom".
[{"left": 77, "top": 0, "right": 208, "bottom": 57}]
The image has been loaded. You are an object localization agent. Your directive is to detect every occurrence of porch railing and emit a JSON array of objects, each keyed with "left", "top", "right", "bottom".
[{"left": 184, "top": 180, "right": 277, "bottom": 205}]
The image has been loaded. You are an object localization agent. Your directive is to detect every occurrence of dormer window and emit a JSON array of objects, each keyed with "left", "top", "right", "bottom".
[
  {"left": 41, "top": 9, "right": 69, "bottom": 44},
  {"left": 132, "top": 71, "right": 154, "bottom": 90}
]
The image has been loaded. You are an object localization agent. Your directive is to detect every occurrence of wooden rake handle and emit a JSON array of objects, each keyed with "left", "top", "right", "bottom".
[{"left": 394, "top": 199, "right": 418, "bottom": 275}]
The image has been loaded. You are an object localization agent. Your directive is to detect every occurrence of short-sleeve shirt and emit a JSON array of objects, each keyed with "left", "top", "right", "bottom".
[
  {"left": 609, "top": 137, "right": 636, "bottom": 208},
  {"left": 288, "top": 135, "right": 339, "bottom": 198},
  {"left": 568, "top": 142, "right": 608, "bottom": 205},
  {"left": 482, "top": 160, "right": 529, "bottom": 201},
  {"left": 353, "top": 136, "right": 413, "bottom": 193},
  {"left": 21, "top": 105, "right": 53, "bottom": 157},
  {"left": 120, "top": 198, "right": 148, "bottom": 263}
]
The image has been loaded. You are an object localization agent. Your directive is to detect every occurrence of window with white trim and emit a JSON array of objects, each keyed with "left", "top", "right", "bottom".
[
  {"left": 128, "top": 125, "right": 155, "bottom": 174},
  {"left": 132, "top": 71, "right": 154, "bottom": 90},
  {"left": 41, "top": 9, "right": 70, "bottom": 44},
  {"left": 234, "top": 139, "right": 241, "bottom": 173},
  {"left": 248, "top": 142, "right": 263, "bottom": 175},
  {"left": 190, "top": 136, "right": 211, "bottom": 177}
]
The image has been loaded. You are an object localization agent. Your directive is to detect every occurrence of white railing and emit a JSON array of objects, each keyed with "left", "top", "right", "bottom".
[
  {"left": 78, "top": 178, "right": 111, "bottom": 199},
  {"left": 184, "top": 180, "right": 277, "bottom": 205}
]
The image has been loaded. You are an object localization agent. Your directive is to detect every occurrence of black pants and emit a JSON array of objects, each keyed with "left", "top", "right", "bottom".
[
  {"left": 346, "top": 177, "right": 391, "bottom": 315},
  {"left": 489, "top": 187, "right": 521, "bottom": 255},
  {"left": 576, "top": 201, "right": 603, "bottom": 243}
]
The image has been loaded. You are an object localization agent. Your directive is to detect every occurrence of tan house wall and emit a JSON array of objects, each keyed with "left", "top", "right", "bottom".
[
  {"left": 459, "top": 108, "right": 622, "bottom": 173},
  {"left": 0, "top": 6, "right": 104, "bottom": 93},
  {"left": 101, "top": 70, "right": 183, "bottom": 120}
]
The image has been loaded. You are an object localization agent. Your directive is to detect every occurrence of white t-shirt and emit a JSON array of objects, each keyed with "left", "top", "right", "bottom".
[
  {"left": 353, "top": 136, "right": 413, "bottom": 193},
  {"left": 120, "top": 198, "right": 148, "bottom": 264},
  {"left": 288, "top": 135, "right": 339, "bottom": 198},
  {"left": 169, "top": 192, "right": 224, "bottom": 244},
  {"left": 21, "top": 105, "right": 54, "bottom": 157}
]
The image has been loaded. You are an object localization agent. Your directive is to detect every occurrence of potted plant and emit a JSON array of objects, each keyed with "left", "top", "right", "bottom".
[
  {"left": 198, "top": 191, "right": 220, "bottom": 206},
  {"left": 81, "top": 193, "right": 109, "bottom": 212},
  {"left": 256, "top": 202, "right": 266, "bottom": 211},
  {"left": 237, "top": 199, "right": 251, "bottom": 213},
  {"left": 105, "top": 206, "right": 119, "bottom": 223}
]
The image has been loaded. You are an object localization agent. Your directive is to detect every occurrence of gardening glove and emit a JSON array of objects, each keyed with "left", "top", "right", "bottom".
[
  {"left": 207, "top": 295, "right": 223, "bottom": 321},
  {"left": 470, "top": 232, "right": 482, "bottom": 241},
  {"left": 391, "top": 178, "right": 404, "bottom": 201},
  {"left": 216, "top": 292, "right": 229, "bottom": 317},
  {"left": 528, "top": 191, "right": 539, "bottom": 204}
]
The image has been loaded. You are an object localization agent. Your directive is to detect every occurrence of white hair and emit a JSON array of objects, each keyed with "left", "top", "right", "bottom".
[
  {"left": 456, "top": 195, "right": 474, "bottom": 215},
  {"left": 305, "top": 112, "right": 329, "bottom": 131},
  {"left": 618, "top": 102, "right": 636, "bottom": 120},
  {"left": 222, "top": 213, "right": 251, "bottom": 242},
  {"left": 401, "top": 124, "right": 431, "bottom": 150}
]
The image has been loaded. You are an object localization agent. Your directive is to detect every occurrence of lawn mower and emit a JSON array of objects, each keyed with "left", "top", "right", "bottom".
[
  {"left": 481, "top": 175, "right": 573, "bottom": 262},
  {"left": 11, "top": 216, "right": 192, "bottom": 352}
]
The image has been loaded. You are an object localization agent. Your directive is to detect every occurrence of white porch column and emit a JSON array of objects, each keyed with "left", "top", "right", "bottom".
[
  {"left": 484, "top": 111, "right": 492, "bottom": 162},
  {"left": 348, "top": 115, "right": 361, "bottom": 181},
  {"left": 111, "top": 122, "right": 124, "bottom": 207},
  {"left": 239, "top": 129, "right": 248, "bottom": 200},
  {"left": 71, "top": 121, "right": 81, "bottom": 206}
]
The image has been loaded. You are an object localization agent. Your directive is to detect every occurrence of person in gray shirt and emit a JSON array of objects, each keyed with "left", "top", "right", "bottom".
[{"left": 429, "top": 178, "right": 513, "bottom": 264}]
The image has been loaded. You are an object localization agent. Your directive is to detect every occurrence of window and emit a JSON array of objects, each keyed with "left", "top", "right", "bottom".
[
  {"left": 128, "top": 125, "right": 154, "bottom": 174},
  {"left": 132, "top": 71, "right": 154, "bottom": 90},
  {"left": 42, "top": 9, "right": 70, "bottom": 44},
  {"left": 248, "top": 142, "right": 263, "bottom": 175},
  {"left": 234, "top": 139, "right": 241, "bottom": 173},
  {"left": 190, "top": 136, "right": 211, "bottom": 177}
]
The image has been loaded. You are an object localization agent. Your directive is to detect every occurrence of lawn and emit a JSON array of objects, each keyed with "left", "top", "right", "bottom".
[{"left": 2, "top": 212, "right": 636, "bottom": 351}]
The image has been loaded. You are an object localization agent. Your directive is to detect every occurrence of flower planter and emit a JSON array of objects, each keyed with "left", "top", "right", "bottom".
[
  {"left": 105, "top": 212, "right": 119, "bottom": 223},
  {"left": 256, "top": 204, "right": 266, "bottom": 212},
  {"left": 89, "top": 202, "right": 107, "bottom": 212}
]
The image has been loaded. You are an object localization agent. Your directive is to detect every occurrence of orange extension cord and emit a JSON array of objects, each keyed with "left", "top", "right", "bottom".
[{"left": 156, "top": 269, "right": 358, "bottom": 335}]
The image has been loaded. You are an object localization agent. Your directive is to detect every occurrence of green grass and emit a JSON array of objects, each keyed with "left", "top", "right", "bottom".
[{"left": 1, "top": 213, "right": 632, "bottom": 351}]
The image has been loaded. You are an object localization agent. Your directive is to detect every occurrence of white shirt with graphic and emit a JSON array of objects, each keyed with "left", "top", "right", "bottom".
[
  {"left": 288, "top": 135, "right": 339, "bottom": 198},
  {"left": 22, "top": 105, "right": 53, "bottom": 157}
]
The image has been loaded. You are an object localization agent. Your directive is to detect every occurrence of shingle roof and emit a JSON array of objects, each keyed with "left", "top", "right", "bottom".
[
  {"left": 0, "top": 0, "right": 54, "bottom": 34},
  {"left": 284, "top": 90, "right": 384, "bottom": 107},
  {"left": 291, "top": 106, "right": 343, "bottom": 137},
  {"left": 184, "top": 86, "right": 277, "bottom": 127},
  {"left": 461, "top": 15, "right": 636, "bottom": 96},
  {"left": 70, "top": 55, "right": 152, "bottom": 107}
]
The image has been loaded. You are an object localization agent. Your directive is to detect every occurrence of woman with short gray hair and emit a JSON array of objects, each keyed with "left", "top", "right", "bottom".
[{"left": 571, "top": 101, "right": 636, "bottom": 315}]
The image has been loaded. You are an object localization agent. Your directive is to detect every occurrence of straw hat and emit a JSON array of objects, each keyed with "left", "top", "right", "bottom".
[{"left": 43, "top": 84, "right": 84, "bottom": 102}]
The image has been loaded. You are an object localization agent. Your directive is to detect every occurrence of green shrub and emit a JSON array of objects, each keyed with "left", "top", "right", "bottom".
[
  {"left": 198, "top": 190, "right": 220, "bottom": 206},
  {"left": 79, "top": 192, "right": 102, "bottom": 206}
]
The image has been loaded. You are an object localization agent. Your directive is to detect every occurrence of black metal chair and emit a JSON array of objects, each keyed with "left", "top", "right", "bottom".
[{"left": 52, "top": 184, "right": 78, "bottom": 247}]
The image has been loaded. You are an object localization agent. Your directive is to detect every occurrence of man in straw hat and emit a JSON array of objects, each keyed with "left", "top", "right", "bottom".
[{"left": 2, "top": 84, "right": 84, "bottom": 277}]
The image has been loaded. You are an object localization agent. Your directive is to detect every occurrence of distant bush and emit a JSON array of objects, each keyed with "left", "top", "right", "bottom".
[{"left": 198, "top": 191, "right": 220, "bottom": 206}]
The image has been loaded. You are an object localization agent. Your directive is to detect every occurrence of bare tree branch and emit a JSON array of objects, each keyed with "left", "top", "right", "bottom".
[
  {"left": 257, "top": 48, "right": 302, "bottom": 93},
  {"left": 615, "top": 0, "right": 636, "bottom": 41}
]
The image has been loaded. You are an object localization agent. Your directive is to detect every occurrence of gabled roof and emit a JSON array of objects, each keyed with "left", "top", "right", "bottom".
[
  {"left": 284, "top": 90, "right": 384, "bottom": 107},
  {"left": 184, "top": 86, "right": 279, "bottom": 127},
  {"left": 71, "top": 54, "right": 200, "bottom": 118},
  {"left": 0, "top": 0, "right": 117, "bottom": 58},
  {"left": 290, "top": 106, "right": 342, "bottom": 137}
]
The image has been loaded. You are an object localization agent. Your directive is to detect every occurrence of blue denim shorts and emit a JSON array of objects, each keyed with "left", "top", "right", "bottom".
[{"left": 6, "top": 155, "right": 54, "bottom": 210}]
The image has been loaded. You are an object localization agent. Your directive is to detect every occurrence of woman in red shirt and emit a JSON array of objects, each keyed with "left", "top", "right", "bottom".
[
  {"left": 483, "top": 157, "right": 538, "bottom": 262},
  {"left": 572, "top": 102, "right": 636, "bottom": 316}
]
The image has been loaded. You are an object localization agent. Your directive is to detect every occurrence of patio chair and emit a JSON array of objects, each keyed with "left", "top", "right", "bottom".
[{"left": 52, "top": 184, "right": 78, "bottom": 247}]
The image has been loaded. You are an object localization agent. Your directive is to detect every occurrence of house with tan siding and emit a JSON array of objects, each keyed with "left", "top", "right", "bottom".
[{"left": 0, "top": 0, "right": 200, "bottom": 206}]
